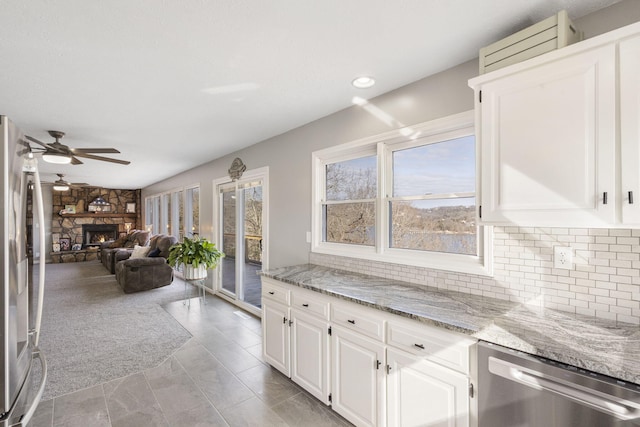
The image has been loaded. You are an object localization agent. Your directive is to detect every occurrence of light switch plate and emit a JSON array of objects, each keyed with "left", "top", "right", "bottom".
[{"left": 306, "top": 231, "right": 311, "bottom": 243}]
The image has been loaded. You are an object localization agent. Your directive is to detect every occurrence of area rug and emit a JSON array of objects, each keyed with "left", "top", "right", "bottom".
[{"left": 37, "top": 261, "right": 192, "bottom": 400}]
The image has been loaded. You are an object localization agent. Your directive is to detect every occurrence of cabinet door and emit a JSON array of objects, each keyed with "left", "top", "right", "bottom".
[
  {"left": 291, "top": 309, "right": 330, "bottom": 404},
  {"left": 478, "top": 44, "right": 616, "bottom": 226},
  {"left": 387, "top": 348, "right": 469, "bottom": 427},
  {"left": 332, "top": 326, "right": 386, "bottom": 427},
  {"left": 262, "top": 300, "right": 290, "bottom": 377},
  {"left": 620, "top": 35, "right": 640, "bottom": 223}
]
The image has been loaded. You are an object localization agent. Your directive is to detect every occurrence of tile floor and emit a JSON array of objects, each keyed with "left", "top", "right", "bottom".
[{"left": 30, "top": 295, "right": 351, "bottom": 427}]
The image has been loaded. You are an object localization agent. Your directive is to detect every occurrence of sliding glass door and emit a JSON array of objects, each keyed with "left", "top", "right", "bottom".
[{"left": 218, "top": 176, "right": 265, "bottom": 311}]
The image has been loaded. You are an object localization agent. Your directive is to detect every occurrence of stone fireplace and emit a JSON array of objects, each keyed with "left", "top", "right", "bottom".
[
  {"left": 49, "top": 187, "right": 141, "bottom": 263},
  {"left": 82, "top": 224, "right": 119, "bottom": 248}
]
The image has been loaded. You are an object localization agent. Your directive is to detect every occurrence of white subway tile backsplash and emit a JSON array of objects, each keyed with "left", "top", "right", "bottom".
[
  {"left": 610, "top": 229, "right": 632, "bottom": 237},
  {"left": 309, "top": 226, "right": 640, "bottom": 325}
]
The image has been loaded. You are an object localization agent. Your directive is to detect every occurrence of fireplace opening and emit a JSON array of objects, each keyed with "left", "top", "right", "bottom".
[{"left": 82, "top": 224, "right": 119, "bottom": 248}]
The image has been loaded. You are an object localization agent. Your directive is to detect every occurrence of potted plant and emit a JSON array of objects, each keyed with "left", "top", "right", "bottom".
[{"left": 167, "top": 236, "right": 224, "bottom": 280}]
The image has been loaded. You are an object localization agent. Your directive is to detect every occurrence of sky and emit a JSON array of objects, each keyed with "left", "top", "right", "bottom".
[{"left": 327, "top": 135, "right": 475, "bottom": 206}]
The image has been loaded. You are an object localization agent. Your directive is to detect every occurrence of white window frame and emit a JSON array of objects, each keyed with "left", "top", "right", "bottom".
[
  {"left": 185, "top": 185, "right": 200, "bottom": 237},
  {"left": 145, "top": 183, "right": 200, "bottom": 240},
  {"left": 312, "top": 111, "right": 493, "bottom": 276},
  {"left": 212, "top": 166, "right": 269, "bottom": 316}
]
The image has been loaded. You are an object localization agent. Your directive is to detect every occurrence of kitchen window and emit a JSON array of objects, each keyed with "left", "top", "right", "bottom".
[
  {"left": 312, "top": 111, "right": 492, "bottom": 275},
  {"left": 323, "top": 154, "right": 377, "bottom": 246}
]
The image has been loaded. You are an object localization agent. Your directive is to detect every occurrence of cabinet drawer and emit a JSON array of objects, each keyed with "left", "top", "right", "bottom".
[
  {"left": 331, "top": 303, "right": 385, "bottom": 342},
  {"left": 261, "top": 279, "right": 290, "bottom": 305},
  {"left": 387, "top": 321, "right": 475, "bottom": 374},
  {"left": 291, "top": 291, "right": 329, "bottom": 320}
]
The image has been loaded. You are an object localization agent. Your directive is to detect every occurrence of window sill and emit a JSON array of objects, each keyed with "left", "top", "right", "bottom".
[{"left": 312, "top": 244, "right": 493, "bottom": 277}]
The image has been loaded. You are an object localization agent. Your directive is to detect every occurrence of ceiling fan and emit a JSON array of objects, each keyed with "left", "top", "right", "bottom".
[
  {"left": 25, "top": 130, "right": 130, "bottom": 165},
  {"left": 44, "top": 174, "right": 90, "bottom": 191}
]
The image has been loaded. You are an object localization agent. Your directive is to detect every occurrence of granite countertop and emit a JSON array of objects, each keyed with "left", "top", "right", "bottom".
[{"left": 260, "top": 263, "right": 640, "bottom": 385}]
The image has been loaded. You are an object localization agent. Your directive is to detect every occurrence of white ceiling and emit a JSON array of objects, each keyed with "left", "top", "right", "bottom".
[{"left": 0, "top": 0, "right": 621, "bottom": 189}]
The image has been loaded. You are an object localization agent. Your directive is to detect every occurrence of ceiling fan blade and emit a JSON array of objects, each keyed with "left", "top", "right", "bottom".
[
  {"left": 71, "top": 156, "right": 84, "bottom": 165},
  {"left": 70, "top": 182, "right": 90, "bottom": 186},
  {"left": 25, "top": 135, "right": 51, "bottom": 149},
  {"left": 16, "top": 139, "right": 34, "bottom": 156},
  {"left": 71, "top": 148, "right": 121, "bottom": 154},
  {"left": 73, "top": 152, "right": 130, "bottom": 165},
  {"left": 17, "top": 147, "right": 32, "bottom": 157}
]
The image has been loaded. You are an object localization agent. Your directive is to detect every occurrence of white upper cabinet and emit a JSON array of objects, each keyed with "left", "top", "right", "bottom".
[
  {"left": 472, "top": 45, "right": 616, "bottom": 226},
  {"left": 620, "top": 34, "right": 640, "bottom": 224},
  {"left": 469, "top": 21, "right": 640, "bottom": 227}
]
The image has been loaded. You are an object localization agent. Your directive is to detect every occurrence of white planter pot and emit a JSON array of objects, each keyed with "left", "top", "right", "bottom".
[{"left": 183, "top": 264, "right": 207, "bottom": 280}]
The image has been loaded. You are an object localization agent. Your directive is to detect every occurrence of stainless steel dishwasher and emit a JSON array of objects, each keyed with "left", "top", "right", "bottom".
[{"left": 478, "top": 341, "right": 640, "bottom": 426}]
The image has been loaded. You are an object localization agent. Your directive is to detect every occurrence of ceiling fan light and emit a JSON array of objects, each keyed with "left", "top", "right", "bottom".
[
  {"left": 53, "top": 183, "right": 70, "bottom": 191},
  {"left": 42, "top": 151, "right": 72, "bottom": 164}
]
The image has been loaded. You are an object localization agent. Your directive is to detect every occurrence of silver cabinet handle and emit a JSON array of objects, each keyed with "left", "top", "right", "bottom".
[{"left": 603, "top": 192, "right": 608, "bottom": 204}]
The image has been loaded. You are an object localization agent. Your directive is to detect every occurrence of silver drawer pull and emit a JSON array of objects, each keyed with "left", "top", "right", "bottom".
[
  {"left": 347, "top": 319, "right": 356, "bottom": 324},
  {"left": 414, "top": 343, "right": 425, "bottom": 350}
]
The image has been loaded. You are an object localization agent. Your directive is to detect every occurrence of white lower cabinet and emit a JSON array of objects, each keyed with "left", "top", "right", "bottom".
[
  {"left": 262, "top": 278, "right": 477, "bottom": 427},
  {"left": 262, "top": 300, "right": 290, "bottom": 376},
  {"left": 387, "top": 348, "right": 470, "bottom": 427},
  {"left": 332, "top": 326, "right": 386, "bottom": 427},
  {"left": 290, "top": 308, "right": 330, "bottom": 404}
]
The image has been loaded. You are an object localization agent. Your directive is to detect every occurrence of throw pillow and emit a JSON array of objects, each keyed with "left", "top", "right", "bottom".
[
  {"left": 130, "top": 245, "right": 151, "bottom": 259},
  {"left": 148, "top": 248, "right": 161, "bottom": 257}
]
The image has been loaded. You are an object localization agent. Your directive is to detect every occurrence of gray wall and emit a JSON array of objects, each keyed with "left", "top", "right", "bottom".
[{"left": 143, "top": 0, "right": 640, "bottom": 270}]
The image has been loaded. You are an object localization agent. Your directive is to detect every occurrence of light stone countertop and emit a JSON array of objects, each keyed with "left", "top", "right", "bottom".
[{"left": 260, "top": 263, "right": 640, "bottom": 385}]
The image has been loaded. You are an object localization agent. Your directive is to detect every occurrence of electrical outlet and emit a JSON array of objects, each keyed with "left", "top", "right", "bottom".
[
  {"left": 554, "top": 246, "right": 573, "bottom": 270},
  {"left": 306, "top": 231, "right": 312, "bottom": 243}
]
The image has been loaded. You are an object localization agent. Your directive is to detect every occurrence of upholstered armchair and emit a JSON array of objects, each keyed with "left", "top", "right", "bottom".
[{"left": 114, "top": 235, "right": 178, "bottom": 293}]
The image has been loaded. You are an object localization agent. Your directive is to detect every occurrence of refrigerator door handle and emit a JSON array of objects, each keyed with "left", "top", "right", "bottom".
[
  {"left": 32, "top": 164, "right": 46, "bottom": 347},
  {"left": 488, "top": 356, "right": 640, "bottom": 420}
]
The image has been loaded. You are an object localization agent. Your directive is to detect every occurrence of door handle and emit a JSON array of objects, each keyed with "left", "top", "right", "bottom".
[{"left": 489, "top": 356, "right": 640, "bottom": 421}]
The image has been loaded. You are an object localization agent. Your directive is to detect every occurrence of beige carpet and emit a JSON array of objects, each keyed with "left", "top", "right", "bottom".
[{"left": 36, "top": 260, "right": 191, "bottom": 400}]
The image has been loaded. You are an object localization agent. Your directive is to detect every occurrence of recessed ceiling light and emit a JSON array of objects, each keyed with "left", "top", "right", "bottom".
[{"left": 352, "top": 76, "right": 375, "bottom": 89}]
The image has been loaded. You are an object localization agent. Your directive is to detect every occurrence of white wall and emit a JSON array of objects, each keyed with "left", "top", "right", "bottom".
[
  {"left": 143, "top": 0, "right": 640, "bottom": 319},
  {"left": 143, "top": 56, "right": 477, "bottom": 269}
]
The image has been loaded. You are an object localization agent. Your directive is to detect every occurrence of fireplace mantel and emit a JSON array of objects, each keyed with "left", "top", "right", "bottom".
[{"left": 59, "top": 213, "right": 137, "bottom": 218}]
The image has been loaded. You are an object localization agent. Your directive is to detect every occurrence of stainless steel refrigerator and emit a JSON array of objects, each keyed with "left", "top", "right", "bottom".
[{"left": 1, "top": 116, "right": 47, "bottom": 427}]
